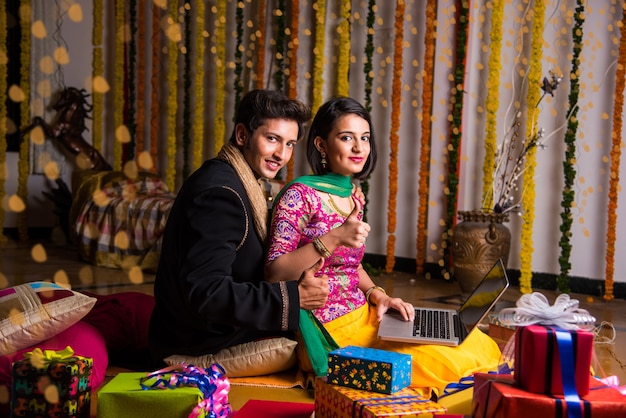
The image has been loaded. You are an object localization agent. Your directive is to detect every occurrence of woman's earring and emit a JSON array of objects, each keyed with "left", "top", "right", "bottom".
[{"left": 321, "top": 151, "right": 327, "bottom": 169}]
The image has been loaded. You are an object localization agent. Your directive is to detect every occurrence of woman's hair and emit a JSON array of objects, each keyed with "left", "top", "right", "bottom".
[
  {"left": 229, "top": 89, "right": 311, "bottom": 143},
  {"left": 306, "top": 97, "right": 377, "bottom": 180}
]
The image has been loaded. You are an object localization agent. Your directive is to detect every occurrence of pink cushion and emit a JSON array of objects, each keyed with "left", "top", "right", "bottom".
[{"left": 0, "top": 321, "right": 108, "bottom": 414}]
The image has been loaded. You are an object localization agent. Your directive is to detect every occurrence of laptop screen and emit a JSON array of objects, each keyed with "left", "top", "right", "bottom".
[{"left": 457, "top": 259, "right": 509, "bottom": 337}]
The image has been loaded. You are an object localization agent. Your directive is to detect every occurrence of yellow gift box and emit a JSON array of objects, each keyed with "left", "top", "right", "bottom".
[
  {"left": 436, "top": 387, "right": 473, "bottom": 416},
  {"left": 315, "top": 377, "right": 446, "bottom": 417}
]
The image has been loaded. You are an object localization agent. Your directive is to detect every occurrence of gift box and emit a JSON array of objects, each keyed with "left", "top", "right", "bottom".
[
  {"left": 10, "top": 346, "right": 92, "bottom": 418},
  {"left": 327, "top": 345, "right": 411, "bottom": 394},
  {"left": 487, "top": 313, "right": 515, "bottom": 349},
  {"left": 515, "top": 325, "right": 593, "bottom": 396},
  {"left": 97, "top": 372, "right": 203, "bottom": 418},
  {"left": 436, "top": 386, "right": 473, "bottom": 416},
  {"left": 472, "top": 373, "right": 626, "bottom": 418},
  {"left": 315, "top": 377, "right": 446, "bottom": 417}
]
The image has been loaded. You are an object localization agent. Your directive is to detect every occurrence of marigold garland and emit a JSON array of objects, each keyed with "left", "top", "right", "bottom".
[
  {"left": 93, "top": 0, "right": 104, "bottom": 152},
  {"left": 385, "top": 0, "right": 405, "bottom": 273},
  {"left": 0, "top": 5, "right": 8, "bottom": 244},
  {"left": 214, "top": 0, "right": 226, "bottom": 156},
  {"left": 166, "top": 0, "right": 179, "bottom": 190},
  {"left": 286, "top": 0, "right": 300, "bottom": 182},
  {"left": 481, "top": 0, "right": 504, "bottom": 209},
  {"left": 416, "top": 0, "right": 437, "bottom": 274},
  {"left": 150, "top": 3, "right": 160, "bottom": 173},
  {"left": 136, "top": 0, "right": 146, "bottom": 156},
  {"left": 557, "top": 0, "right": 584, "bottom": 294},
  {"left": 126, "top": 0, "right": 138, "bottom": 163},
  {"left": 519, "top": 1, "right": 545, "bottom": 294},
  {"left": 604, "top": 4, "right": 626, "bottom": 302},
  {"left": 255, "top": 0, "right": 267, "bottom": 89},
  {"left": 182, "top": 4, "right": 192, "bottom": 180},
  {"left": 336, "top": 0, "right": 351, "bottom": 97},
  {"left": 17, "top": 0, "right": 32, "bottom": 242},
  {"left": 273, "top": 0, "right": 286, "bottom": 92},
  {"left": 113, "top": 0, "right": 125, "bottom": 171},
  {"left": 311, "top": 0, "right": 327, "bottom": 114},
  {"left": 443, "top": 0, "right": 469, "bottom": 274},
  {"left": 234, "top": 0, "right": 244, "bottom": 111},
  {"left": 194, "top": 0, "right": 206, "bottom": 170},
  {"left": 360, "top": 0, "right": 375, "bottom": 222}
]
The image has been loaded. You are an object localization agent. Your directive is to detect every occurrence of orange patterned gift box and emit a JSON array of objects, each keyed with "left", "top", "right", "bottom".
[{"left": 315, "top": 377, "right": 446, "bottom": 418}]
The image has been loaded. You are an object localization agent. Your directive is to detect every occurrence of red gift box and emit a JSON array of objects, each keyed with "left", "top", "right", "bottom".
[
  {"left": 514, "top": 325, "right": 593, "bottom": 396},
  {"left": 473, "top": 373, "right": 626, "bottom": 418}
]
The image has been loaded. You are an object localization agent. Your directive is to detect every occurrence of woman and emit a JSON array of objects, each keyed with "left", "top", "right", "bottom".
[{"left": 266, "top": 97, "right": 501, "bottom": 396}]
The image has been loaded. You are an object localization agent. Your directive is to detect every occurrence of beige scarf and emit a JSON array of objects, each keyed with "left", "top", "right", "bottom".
[{"left": 217, "top": 142, "right": 268, "bottom": 243}]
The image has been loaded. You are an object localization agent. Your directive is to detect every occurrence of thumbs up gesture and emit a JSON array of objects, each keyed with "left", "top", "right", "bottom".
[{"left": 338, "top": 197, "right": 370, "bottom": 248}]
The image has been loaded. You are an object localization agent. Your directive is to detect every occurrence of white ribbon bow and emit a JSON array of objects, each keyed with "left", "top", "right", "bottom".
[{"left": 498, "top": 292, "right": 596, "bottom": 330}]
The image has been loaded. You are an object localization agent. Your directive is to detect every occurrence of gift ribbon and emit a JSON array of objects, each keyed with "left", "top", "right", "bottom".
[
  {"left": 596, "top": 375, "right": 626, "bottom": 395},
  {"left": 140, "top": 363, "right": 231, "bottom": 418},
  {"left": 555, "top": 329, "right": 583, "bottom": 418},
  {"left": 498, "top": 292, "right": 596, "bottom": 330},
  {"left": 23, "top": 345, "right": 76, "bottom": 368}
]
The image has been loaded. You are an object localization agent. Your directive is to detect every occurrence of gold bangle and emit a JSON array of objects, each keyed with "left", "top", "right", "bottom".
[
  {"left": 312, "top": 237, "right": 332, "bottom": 258},
  {"left": 365, "top": 285, "right": 386, "bottom": 306}
]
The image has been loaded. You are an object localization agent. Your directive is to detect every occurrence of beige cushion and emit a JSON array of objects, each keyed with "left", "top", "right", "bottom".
[
  {"left": 0, "top": 281, "right": 97, "bottom": 356},
  {"left": 164, "top": 337, "right": 298, "bottom": 377}
]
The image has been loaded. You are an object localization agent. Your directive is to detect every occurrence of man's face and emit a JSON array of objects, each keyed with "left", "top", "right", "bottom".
[{"left": 236, "top": 118, "right": 299, "bottom": 179}]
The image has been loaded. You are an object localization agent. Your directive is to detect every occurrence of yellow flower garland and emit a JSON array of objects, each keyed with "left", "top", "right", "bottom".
[
  {"left": 194, "top": 0, "right": 205, "bottom": 170},
  {"left": 114, "top": 0, "right": 125, "bottom": 171},
  {"left": 214, "top": 1, "right": 226, "bottom": 156},
  {"left": 336, "top": 0, "right": 350, "bottom": 97},
  {"left": 0, "top": 4, "right": 7, "bottom": 244},
  {"left": 481, "top": 0, "right": 504, "bottom": 209},
  {"left": 92, "top": 0, "right": 104, "bottom": 153},
  {"left": 255, "top": 0, "right": 266, "bottom": 89},
  {"left": 166, "top": 0, "right": 179, "bottom": 190},
  {"left": 416, "top": 0, "right": 436, "bottom": 275},
  {"left": 604, "top": 7, "right": 626, "bottom": 302},
  {"left": 17, "top": 0, "right": 32, "bottom": 242},
  {"left": 385, "top": 0, "right": 405, "bottom": 273},
  {"left": 312, "top": 0, "right": 326, "bottom": 114},
  {"left": 150, "top": 4, "right": 160, "bottom": 173},
  {"left": 519, "top": 2, "right": 545, "bottom": 294},
  {"left": 286, "top": 0, "right": 300, "bottom": 182}
]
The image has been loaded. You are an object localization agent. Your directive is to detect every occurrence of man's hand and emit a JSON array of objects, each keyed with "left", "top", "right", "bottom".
[{"left": 298, "top": 258, "right": 329, "bottom": 310}]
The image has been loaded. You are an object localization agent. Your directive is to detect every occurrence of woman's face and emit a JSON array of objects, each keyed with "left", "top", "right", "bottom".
[{"left": 316, "top": 113, "right": 371, "bottom": 177}]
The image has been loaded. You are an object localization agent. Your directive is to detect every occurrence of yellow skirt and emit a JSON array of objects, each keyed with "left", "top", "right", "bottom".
[{"left": 323, "top": 304, "right": 502, "bottom": 397}]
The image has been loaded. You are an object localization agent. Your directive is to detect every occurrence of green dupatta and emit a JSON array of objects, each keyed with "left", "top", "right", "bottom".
[{"left": 273, "top": 173, "right": 353, "bottom": 376}]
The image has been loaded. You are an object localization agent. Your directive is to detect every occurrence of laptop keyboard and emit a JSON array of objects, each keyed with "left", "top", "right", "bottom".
[{"left": 412, "top": 309, "right": 451, "bottom": 339}]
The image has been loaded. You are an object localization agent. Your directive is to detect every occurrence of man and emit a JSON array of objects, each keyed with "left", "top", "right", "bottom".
[{"left": 149, "top": 90, "right": 329, "bottom": 365}]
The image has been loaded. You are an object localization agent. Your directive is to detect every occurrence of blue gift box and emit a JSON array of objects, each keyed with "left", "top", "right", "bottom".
[{"left": 327, "top": 346, "right": 411, "bottom": 394}]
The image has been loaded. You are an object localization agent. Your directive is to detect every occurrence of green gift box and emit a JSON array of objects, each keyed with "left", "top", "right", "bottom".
[{"left": 97, "top": 372, "right": 203, "bottom": 418}]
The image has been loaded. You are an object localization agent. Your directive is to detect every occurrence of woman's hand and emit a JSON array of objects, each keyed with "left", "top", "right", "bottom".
[
  {"left": 372, "top": 293, "right": 415, "bottom": 323},
  {"left": 328, "top": 197, "right": 370, "bottom": 248}
]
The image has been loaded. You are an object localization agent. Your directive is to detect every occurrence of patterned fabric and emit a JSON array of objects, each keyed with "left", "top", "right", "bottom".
[
  {"left": 267, "top": 182, "right": 367, "bottom": 323},
  {"left": 75, "top": 176, "right": 175, "bottom": 270}
]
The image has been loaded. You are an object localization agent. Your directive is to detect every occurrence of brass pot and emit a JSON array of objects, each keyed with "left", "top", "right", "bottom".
[{"left": 451, "top": 210, "right": 511, "bottom": 297}]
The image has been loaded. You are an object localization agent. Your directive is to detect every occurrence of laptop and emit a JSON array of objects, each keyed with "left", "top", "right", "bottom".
[{"left": 377, "top": 258, "right": 510, "bottom": 346}]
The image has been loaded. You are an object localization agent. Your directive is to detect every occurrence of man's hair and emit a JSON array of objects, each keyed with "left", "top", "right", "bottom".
[
  {"left": 229, "top": 90, "right": 311, "bottom": 143},
  {"left": 306, "top": 97, "right": 377, "bottom": 181}
]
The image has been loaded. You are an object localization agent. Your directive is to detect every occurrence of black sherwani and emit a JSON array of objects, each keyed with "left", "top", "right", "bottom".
[{"left": 149, "top": 159, "right": 300, "bottom": 363}]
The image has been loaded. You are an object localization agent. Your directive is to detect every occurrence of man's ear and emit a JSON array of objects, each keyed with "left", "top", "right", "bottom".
[{"left": 234, "top": 124, "right": 248, "bottom": 147}]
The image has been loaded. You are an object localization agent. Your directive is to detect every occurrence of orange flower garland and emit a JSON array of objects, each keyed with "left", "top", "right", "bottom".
[
  {"left": 214, "top": 0, "right": 226, "bottom": 156},
  {"left": 136, "top": 0, "right": 146, "bottom": 155},
  {"left": 194, "top": 0, "right": 206, "bottom": 170},
  {"left": 416, "top": 0, "right": 437, "bottom": 275},
  {"left": 604, "top": 7, "right": 626, "bottom": 302},
  {"left": 311, "top": 0, "right": 326, "bottom": 114},
  {"left": 0, "top": 5, "right": 7, "bottom": 244},
  {"left": 150, "top": 3, "right": 160, "bottom": 173},
  {"left": 165, "top": 0, "right": 178, "bottom": 190},
  {"left": 385, "top": 0, "right": 405, "bottom": 273},
  {"left": 519, "top": 2, "right": 545, "bottom": 294},
  {"left": 17, "top": 0, "right": 32, "bottom": 242},
  {"left": 336, "top": 0, "right": 350, "bottom": 97},
  {"left": 113, "top": 0, "right": 125, "bottom": 171},
  {"left": 255, "top": 0, "right": 266, "bottom": 89},
  {"left": 286, "top": 0, "right": 300, "bottom": 182},
  {"left": 92, "top": 0, "right": 104, "bottom": 153}
]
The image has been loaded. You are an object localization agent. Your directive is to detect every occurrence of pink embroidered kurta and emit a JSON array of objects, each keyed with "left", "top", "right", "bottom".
[{"left": 267, "top": 183, "right": 366, "bottom": 323}]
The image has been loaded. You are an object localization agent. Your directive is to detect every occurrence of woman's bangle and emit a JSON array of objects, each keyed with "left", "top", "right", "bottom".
[
  {"left": 312, "top": 237, "right": 332, "bottom": 258},
  {"left": 365, "top": 285, "right": 386, "bottom": 306}
]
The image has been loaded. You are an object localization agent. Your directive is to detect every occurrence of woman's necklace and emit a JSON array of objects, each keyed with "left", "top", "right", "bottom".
[{"left": 327, "top": 193, "right": 353, "bottom": 217}]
